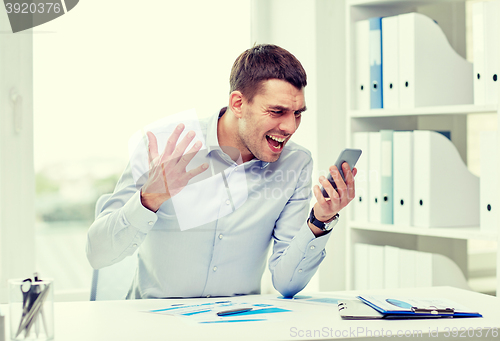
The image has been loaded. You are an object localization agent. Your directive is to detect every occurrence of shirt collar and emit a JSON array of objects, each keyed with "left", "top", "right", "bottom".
[{"left": 206, "top": 107, "right": 270, "bottom": 169}]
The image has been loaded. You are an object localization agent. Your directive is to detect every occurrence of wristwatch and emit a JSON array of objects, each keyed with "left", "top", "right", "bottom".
[{"left": 308, "top": 208, "right": 339, "bottom": 232}]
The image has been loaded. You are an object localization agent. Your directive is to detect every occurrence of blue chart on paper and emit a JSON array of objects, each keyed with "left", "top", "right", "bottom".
[
  {"left": 182, "top": 310, "right": 212, "bottom": 316},
  {"left": 236, "top": 307, "right": 291, "bottom": 315},
  {"left": 385, "top": 299, "right": 413, "bottom": 309},
  {"left": 200, "top": 319, "right": 267, "bottom": 324}
]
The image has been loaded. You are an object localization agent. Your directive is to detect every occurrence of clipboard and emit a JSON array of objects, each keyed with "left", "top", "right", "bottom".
[{"left": 338, "top": 296, "right": 482, "bottom": 320}]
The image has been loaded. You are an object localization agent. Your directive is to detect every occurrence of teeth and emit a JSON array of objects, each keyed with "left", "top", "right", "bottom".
[{"left": 267, "top": 135, "right": 286, "bottom": 143}]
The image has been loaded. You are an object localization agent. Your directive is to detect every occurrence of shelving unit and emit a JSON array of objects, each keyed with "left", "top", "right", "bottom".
[
  {"left": 350, "top": 0, "right": 464, "bottom": 5},
  {"left": 351, "top": 104, "right": 497, "bottom": 117},
  {"left": 344, "top": 0, "right": 500, "bottom": 296},
  {"left": 351, "top": 222, "right": 498, "bottom": 241}
]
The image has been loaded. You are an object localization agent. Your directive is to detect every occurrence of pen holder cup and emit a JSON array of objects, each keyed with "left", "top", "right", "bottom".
[{"left": 9, "top": 278, "right": 54, "bottom": 341}]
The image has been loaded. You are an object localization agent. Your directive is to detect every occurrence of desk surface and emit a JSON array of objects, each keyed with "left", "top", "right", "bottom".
[{"left": 8, "top": 287, "right": 500, "bottom": 341}]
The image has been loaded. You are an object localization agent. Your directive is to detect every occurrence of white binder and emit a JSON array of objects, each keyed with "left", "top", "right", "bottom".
[
  {"left": 354, "top": 20, "right": 370, "bottom": 110},
  {"left": 412, "top": 130, "right": 479, "bottom": 227},
  {"left": 484, "top": 0, "right": 499, "bottom": 105},
  {"left": 368, "top": 132, "right": 381, "bottom": 223},
  {"left": 354, "top": 243, "right": 369, "bottom": 290},
  {"left": 352, "top": 132, "right": 369, "bottom": 223},
  {"left": 398, "top": 13, "right": 473, "bottom": 108},
  {"left": 472, "top": 1, "right": 486, "bottom": 105},
  {"left": 382, "top": 15, "right": 399, "bottom": 109},
  {"left": 368, "top": 244, "right": 385, "bottom": 289},
  {"left": 480, "top": 131, "right": 498, "bottom": 232},
  {"left": 380, "top": 130, "right": 393, "bottom": 224},
  {"left": 393, "top": 131, "right": 413, "bottom": 226},
  {"left": 384, "top": 245, "right": 400, "bottom": 289}
]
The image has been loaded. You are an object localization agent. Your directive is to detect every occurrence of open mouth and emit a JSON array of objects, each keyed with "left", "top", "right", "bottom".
[{"left": 266, "top": 135, "right": 286, "bottom": 152}]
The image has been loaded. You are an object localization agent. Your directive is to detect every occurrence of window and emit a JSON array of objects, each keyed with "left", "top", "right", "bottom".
[{"left": 33, "top": 0, "right": 251, "bottom": 300}]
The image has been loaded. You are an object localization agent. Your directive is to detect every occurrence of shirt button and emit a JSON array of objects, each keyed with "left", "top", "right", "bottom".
[
  {"left": 310, "top": 245, "right": 316, "bottom": 250},
  {"left": 213, "top": 266, "right": 218, "bottom": 272},
  {"left": 225, "top": 200, "right": 230, "bottom": 205},
  {"left": 148, "top": 221, "right": 154, "bottom": 226},
  {"left": 298, "top": 269, "right": 303, "bottom": 273},
  {"left": 132, "top": 243, "right": 138, "bottom": 248},
  {"left": 218, "top": 234, "right": 223, "bottom": 240}
]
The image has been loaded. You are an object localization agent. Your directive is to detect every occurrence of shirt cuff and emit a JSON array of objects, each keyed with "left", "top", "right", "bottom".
[
  {"left": 122, "top": 191, "right": 159, "bottom": 233},
  {"left": 294, "top": 221, "right": 332, "bottom": 254}
]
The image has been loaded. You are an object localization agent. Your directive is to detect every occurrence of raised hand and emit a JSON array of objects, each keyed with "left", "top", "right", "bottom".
[{"left": 140, "top": 123, "right": 208, "bottom": 212}]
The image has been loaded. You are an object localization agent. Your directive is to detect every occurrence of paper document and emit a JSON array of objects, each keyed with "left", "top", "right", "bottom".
[{"left": 145, "top": 300, "right": 291, "bottom": 324}]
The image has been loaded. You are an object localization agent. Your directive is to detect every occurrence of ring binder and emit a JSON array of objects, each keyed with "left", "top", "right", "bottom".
[
  {"left": 411, "top": 306, "right": 454, "bottom": 315},
  {"left": 337, "top": 299, "right": 385, "bottom": 320}
]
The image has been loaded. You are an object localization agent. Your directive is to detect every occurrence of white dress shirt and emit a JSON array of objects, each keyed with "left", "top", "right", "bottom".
[{"left": 86, "top": 108, "right": 333, "bottom": 298}]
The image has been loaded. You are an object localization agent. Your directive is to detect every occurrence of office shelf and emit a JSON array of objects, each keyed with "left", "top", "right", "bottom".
[
  {"left": 349, "top": 0, "right": 464, "bottom": 7},
  {"left": 350, "top": 104, "right": 498, "bottom": 118},
  {"left": 349, "top": 222, "right": 498, "bottom": 241}
]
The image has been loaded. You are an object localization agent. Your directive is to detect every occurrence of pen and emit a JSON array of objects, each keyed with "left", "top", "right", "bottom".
[
  {"left": 34, "top": 273, "right": 40, "bottom": 338},
  {"left": 217, "top": 308, "right": 253, "bottom": 316}
]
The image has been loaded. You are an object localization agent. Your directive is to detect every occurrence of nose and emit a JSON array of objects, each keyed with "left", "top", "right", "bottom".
[{"left": 278, "top": 112, "right": 298, "bottom": 135}]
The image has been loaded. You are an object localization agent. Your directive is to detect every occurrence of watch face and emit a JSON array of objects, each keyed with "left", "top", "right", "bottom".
[
  {"left": 324, "top": 215, "right": 339, "bottom": 231},
  {"left": 323, "top": 222, "right": 333, "bottom": 231}
]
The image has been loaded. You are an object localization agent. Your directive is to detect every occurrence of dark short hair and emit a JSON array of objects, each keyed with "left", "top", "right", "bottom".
[{"left": 229, "top": 44, "right": 307, "bottom": 102}]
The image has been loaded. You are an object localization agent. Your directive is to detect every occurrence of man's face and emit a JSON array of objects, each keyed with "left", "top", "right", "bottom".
[{"left": 237, "top": 79, "right": 306, "bottom": 163}]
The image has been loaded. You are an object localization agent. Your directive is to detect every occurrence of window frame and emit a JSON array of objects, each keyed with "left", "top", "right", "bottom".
[{"left": 0, "top": 11, "right": 36, "bottom": 303}]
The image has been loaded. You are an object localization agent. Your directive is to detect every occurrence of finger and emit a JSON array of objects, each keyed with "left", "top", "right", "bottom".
[
  {"left": 174, "top": 140, "right": 204, "bottom": 172},
  {"left": 352, "top": 167, "right": 358, "bottom": 177},
  {"left": 162, "top": 129, "right": 196, "bottom": 165},
  {"left": 329, "top": 166, "right": 346, "bottom": 200},
  {"left": 319, "top": 175, "right": 340, "bottom": 204},
  {"left": 146, "top": 131, "right": 159, "bottom": 165},
  {"left": 184, "top": 162, "right": 209, "bottom": 181},
  {"left": 313, "top": 186, "right": 336, "bottom": 219},
  {"left": 160, "top": 123, "right": 185, "bottom": 161},
  {"left": 312, "top": 185, "right": 328, "bottom": 207},
  {"left": 343, "top": 163, "right": 356, "bottom": 201}
]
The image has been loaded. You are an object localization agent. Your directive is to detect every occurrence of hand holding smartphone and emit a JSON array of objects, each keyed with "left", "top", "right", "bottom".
[{"left": 320, "top": 148, "right": 362, "bottom": 198}]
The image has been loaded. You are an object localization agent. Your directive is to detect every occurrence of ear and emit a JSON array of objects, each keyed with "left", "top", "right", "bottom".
[{"left": 229, "top": 91, "right": 244, "bottom": 118}]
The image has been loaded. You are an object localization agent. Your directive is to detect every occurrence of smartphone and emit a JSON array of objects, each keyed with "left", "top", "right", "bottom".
[{"left": 320, "top": 148, "right": 362, "bottom": 198}]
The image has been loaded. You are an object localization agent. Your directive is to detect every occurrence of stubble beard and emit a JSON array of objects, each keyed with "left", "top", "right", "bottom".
[{"left": 238, "top": 116, "right": 280, "bottom": 164}]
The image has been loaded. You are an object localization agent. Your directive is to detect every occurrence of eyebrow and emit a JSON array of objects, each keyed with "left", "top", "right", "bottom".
[{"left": 269, "top": 105, "right": 307, "bottom": 113}]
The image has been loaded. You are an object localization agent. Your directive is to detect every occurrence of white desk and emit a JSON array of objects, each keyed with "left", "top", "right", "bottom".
[{"left": 6, "top": 287, "right": 500, "bottom": 340}]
